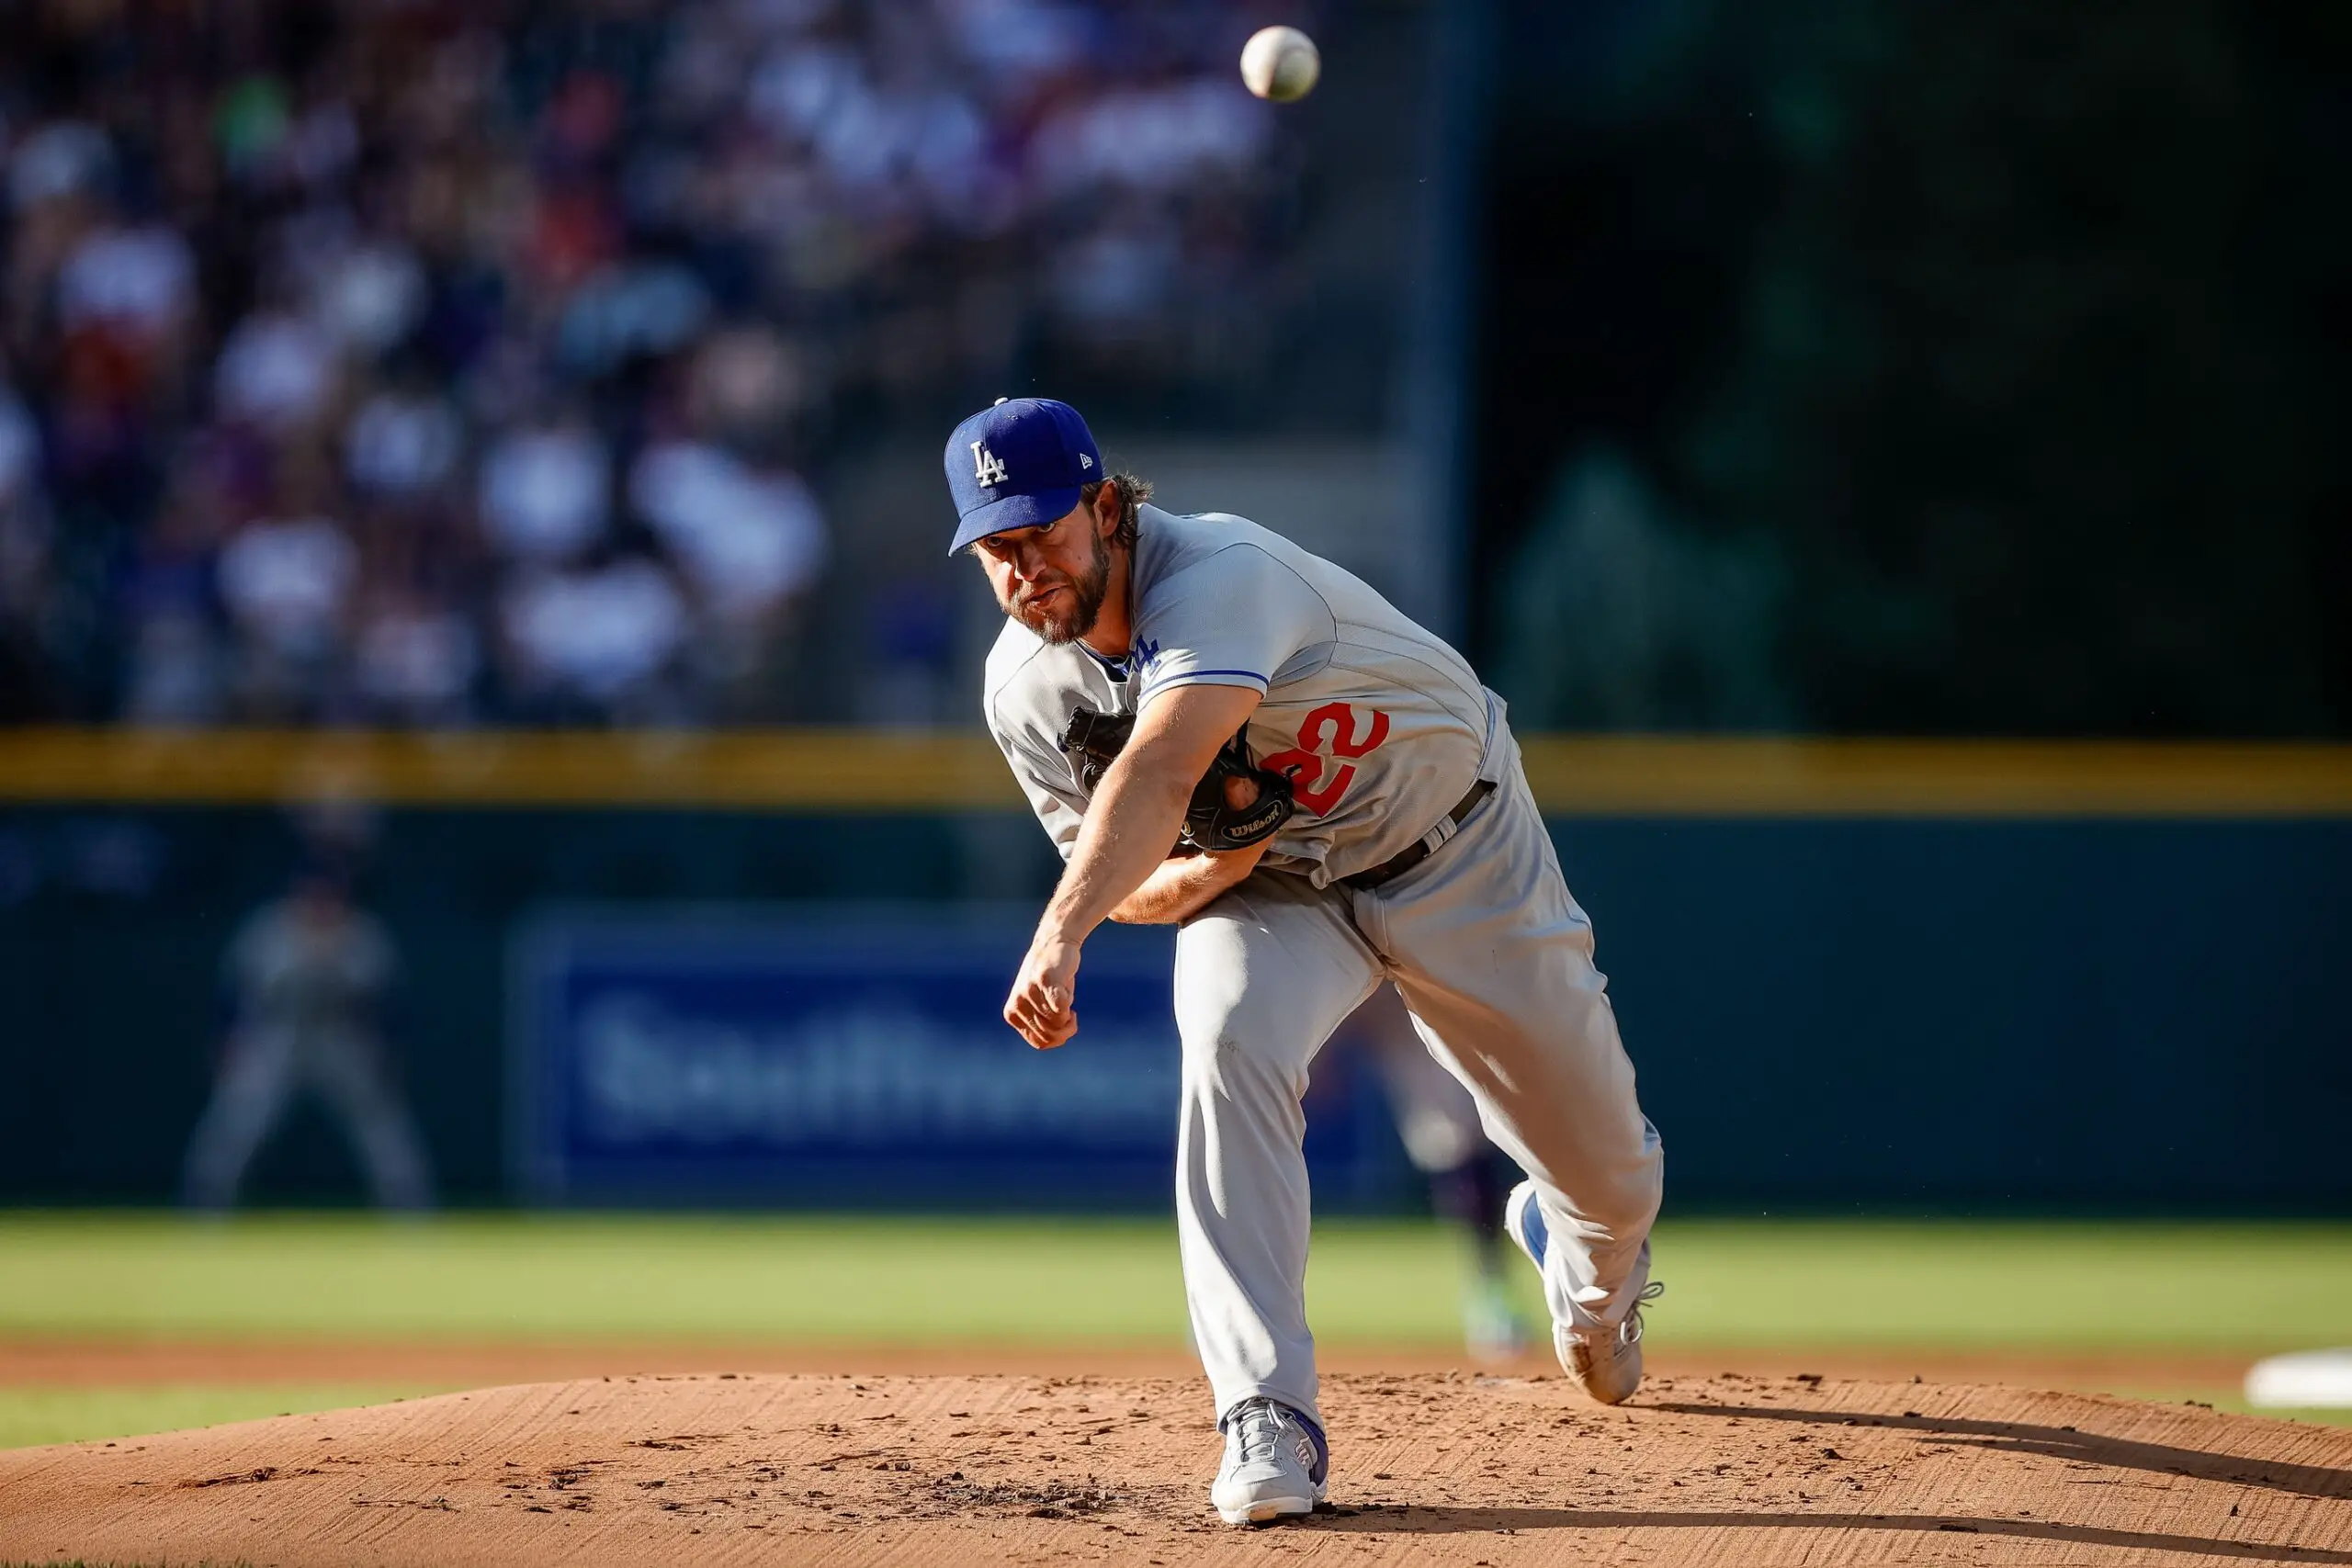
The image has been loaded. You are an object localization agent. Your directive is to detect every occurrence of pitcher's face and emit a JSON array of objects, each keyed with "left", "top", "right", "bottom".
[{"left": 971, "top": 501, "right": 1114, "bottom": 646}]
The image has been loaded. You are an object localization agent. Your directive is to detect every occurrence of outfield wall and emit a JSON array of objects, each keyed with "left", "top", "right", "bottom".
[{"left": 2, "top": 731, "right": 2347, "bottom": 1213}]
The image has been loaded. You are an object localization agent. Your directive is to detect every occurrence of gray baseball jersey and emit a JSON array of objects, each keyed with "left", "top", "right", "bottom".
[{"left": 985, "top": 504, "right": 1495, "bottom": 883}]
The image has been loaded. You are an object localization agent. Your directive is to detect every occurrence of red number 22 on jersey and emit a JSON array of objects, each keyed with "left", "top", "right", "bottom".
[{"left": 1261, "top": 702, "right": 1390, "bottom": 815}]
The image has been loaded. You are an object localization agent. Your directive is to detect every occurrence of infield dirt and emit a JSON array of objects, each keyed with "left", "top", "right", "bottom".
[
  {"left": 5, "top": 1371, "right": 2348, "bottom": 1566},
  {"left": 0, "top": 1336, "right": 2272, "bottom": 1393}
]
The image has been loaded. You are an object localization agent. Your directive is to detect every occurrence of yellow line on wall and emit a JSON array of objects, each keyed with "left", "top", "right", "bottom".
[
  {"left": 0, "top": 728, "right": 1025, "bottom": 811},
  {"left": 2, "top": 728, "right": 2350, "bottom": 816},
  {"left": 1513, "top": 737, "right": 2352, "bottom": 817}
]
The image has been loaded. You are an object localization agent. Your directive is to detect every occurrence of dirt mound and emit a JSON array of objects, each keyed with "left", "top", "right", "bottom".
[
  {"left": 0, "top": 1335, "right": 2267, "bottom": 1394},
  {"left": 4, "top": 1371, "right": 2348, "bottom": 1566}
]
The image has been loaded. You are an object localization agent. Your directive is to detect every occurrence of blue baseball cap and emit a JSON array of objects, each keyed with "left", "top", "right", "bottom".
[{"left": 943, "top": 397, "right": 1102, "bottom": 555}]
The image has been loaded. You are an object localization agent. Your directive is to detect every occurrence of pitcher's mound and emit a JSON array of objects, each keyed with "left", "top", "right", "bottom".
[{"left": 4, "top": 1371, "right": 2348, "bottom": 1566}]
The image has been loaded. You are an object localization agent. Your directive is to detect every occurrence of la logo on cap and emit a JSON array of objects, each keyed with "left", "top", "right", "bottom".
[{"left": 971, "top": 441, "right": 1009, "bottom": 486}]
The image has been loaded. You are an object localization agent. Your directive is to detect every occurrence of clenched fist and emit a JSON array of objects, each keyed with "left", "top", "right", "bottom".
[{"left": 1004, "top": 930, "right": 1083, "bottom": 1049}]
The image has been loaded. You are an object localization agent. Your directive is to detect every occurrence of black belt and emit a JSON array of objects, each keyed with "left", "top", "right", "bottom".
[{"left": 1341, "top": 780, "right": 1495, "bottom": 891}]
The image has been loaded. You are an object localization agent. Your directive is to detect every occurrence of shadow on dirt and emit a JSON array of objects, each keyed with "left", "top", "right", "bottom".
[
  {"left": 1654, "top": 1401, "right": 2352, "bottom": 1502},
  {"left": 1303, "top": 1506, "right": 2352, "bottom": 1560}
]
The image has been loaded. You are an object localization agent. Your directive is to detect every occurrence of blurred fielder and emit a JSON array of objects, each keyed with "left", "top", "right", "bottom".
[
  {"left": 948, "top": 398, "right": 1664, "bottom": 1526},
  {"left": 1333, "top": 985, "right": 1531, "bottom": 1360},
  {"left": 180, "top": 862, "right": 433, "bottom": 1212}
]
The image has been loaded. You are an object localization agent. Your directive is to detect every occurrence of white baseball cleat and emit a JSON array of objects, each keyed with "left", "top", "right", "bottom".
[
  {"left": 1211, "top": 1397, "right": 1329, "bottom": 1526},
  {"left": 1505, "top": 1178, "right": 1663, "bottom": 1404}
]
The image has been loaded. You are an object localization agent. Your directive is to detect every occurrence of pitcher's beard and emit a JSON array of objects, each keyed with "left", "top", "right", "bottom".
[{"left": 1007, "top": 533, "right": 1111, "bottom": 646}]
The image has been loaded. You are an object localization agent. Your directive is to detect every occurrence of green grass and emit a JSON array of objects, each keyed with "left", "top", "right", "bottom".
[
  {"left": 3, "top": 1213, "right": 2347, "bottom": 1351},
  {"left": 3, "top": 1213, "right": 2347, "bottom": 1449},
  {"left": 0, "top": 1213, "right": 1194, "bottom": 1345},
  {"left": 0, "top": 1384, "right": 449, "bottom": 1451},
  {"left": 1630, "top": 1219, "right": 2352, "bottom": 1351}
]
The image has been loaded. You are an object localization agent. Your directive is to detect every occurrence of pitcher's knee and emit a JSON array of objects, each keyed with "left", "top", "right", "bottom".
[
  {"left": 1567, "top": 1152, "right": 1666, "bottom": 1236},
  {"left": 1176, "top": 976, "right": 1316, "bottom": 1080},
  {"left": 1179, "top": 1023, "right": 1306, "bottom": 1112}
]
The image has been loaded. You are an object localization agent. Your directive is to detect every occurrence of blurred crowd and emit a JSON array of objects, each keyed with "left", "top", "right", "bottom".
[{"left": 0, "top": 0, "right": 1300, "bottom": 725}]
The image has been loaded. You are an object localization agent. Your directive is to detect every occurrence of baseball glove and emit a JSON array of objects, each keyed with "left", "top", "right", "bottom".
[{"left": 1060, "top": 705, "right": 1295, "bottom": 853}]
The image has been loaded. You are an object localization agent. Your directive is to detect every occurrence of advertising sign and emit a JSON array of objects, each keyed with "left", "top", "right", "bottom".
[{"left": 509, "top": 907, "right": 1390, "bottom": 1207}]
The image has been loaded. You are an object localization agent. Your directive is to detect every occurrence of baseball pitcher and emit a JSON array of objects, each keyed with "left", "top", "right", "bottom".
[{"left": 950, "top": 398, "right": 1664, "bottom": 1526}]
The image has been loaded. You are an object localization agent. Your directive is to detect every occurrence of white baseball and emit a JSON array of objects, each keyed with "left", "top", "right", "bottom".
[{"left": 1240, "top": 26, "right": 1320, "bottom": 103}]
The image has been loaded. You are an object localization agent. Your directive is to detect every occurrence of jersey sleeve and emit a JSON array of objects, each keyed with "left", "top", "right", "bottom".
[
  {"left": 990, "top": 716, "right": 1088, "bottom": 863},
  {"left": 1132, "top": 544, "right": 1332, "bottom": 707}
]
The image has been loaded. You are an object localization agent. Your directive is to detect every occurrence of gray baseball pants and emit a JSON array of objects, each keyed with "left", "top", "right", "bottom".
[{"left": 1171, "top": 725, "right": 1664, "bottom": 1430}]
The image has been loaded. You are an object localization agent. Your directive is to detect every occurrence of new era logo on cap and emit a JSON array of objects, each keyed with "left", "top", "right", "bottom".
[{"left": 943, "top": 397, "right": 1103, "bottom": 555}]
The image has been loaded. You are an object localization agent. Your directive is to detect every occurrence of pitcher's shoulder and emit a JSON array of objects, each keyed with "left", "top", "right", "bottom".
[
  {"left": 1142, "top": 504, "right": 1295, "bottom": 563},
  {"left": 983, "top": 615, "right": 1047, "bottom": 692},
  {"left": 981, "top": 619, "right": 1053, "bottom": 720},
  {"left": 982, "top": 619, "right": 1099, "bottom": 738},
  {"left": 1136, "top": 508, "right": 1329, "bottom": 603}
]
